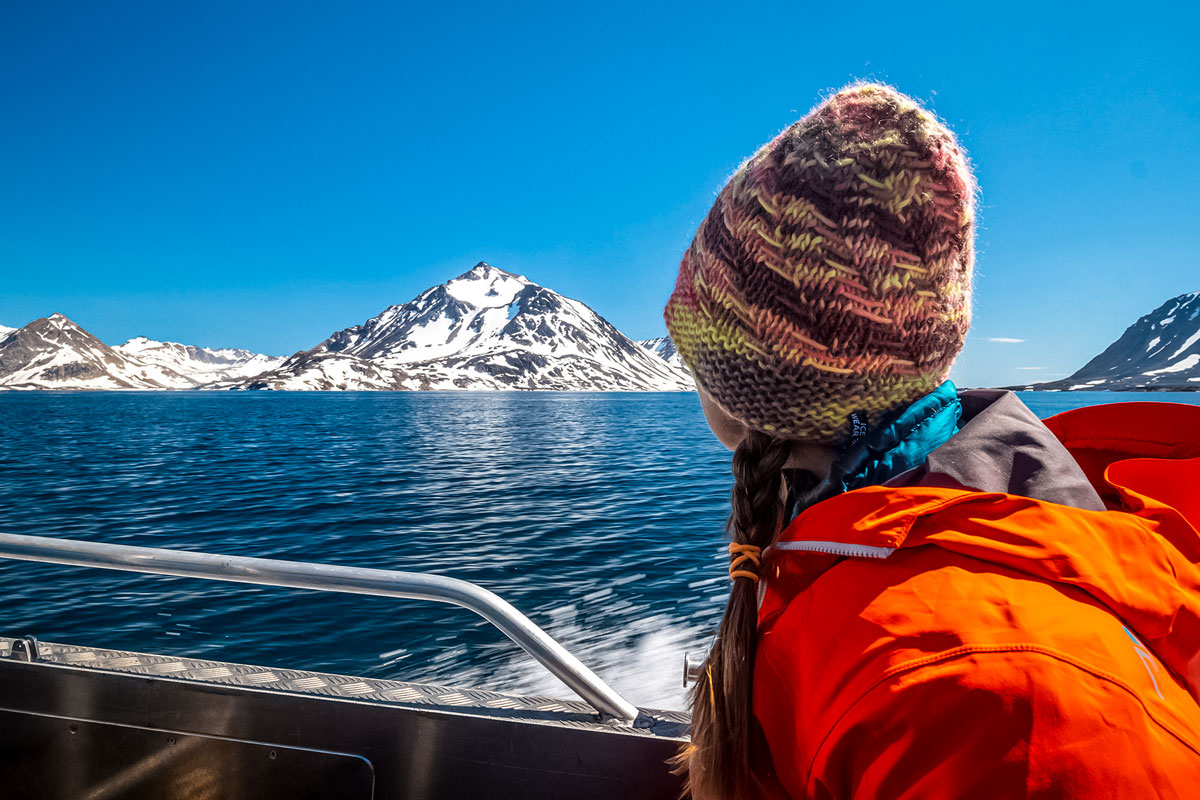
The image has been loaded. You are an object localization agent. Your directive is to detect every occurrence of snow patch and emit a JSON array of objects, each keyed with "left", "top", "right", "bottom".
[
  {"left": 1171, "top": 328, "right": 1200, "bottom": 359},
  {"left": 444, "top": 264, "right": 530, "bottom": 308},
  {"left": 1143, "top": 353, "right": 1200, "bottom": 375}
]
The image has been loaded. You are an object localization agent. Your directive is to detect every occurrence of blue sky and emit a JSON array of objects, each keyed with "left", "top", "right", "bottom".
[{"left": 1, "top": 1, "right": 1196, "bottom": 387}]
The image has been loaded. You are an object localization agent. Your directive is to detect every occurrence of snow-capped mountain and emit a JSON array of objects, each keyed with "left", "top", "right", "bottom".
[
  {"left": 236, "top": 263, "right": 692, "bottom": 391},
  {"left": 637, "top": 337, "right": 689, "bottom": 376},
  {"left": 115, "top": 337, "right": 284, "bottom": 383},
  {"left": 1, "top": 264, "right": 691, "bottom": 392},
  {"left": 1030, "top": 290, "right": 1200, "bottom": 390},
  {"left": 0, "top": 314, "right": 197, "bottom": 389}
]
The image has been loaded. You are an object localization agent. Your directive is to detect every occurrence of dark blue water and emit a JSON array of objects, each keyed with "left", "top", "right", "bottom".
[{"left": 1, "top": 390, "right": 1197, "bottom": 708}]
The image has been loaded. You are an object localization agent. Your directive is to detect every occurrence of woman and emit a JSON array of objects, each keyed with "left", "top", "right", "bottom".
[{"left": 665, "top": 84, "right": 1200, "bottom": 798}]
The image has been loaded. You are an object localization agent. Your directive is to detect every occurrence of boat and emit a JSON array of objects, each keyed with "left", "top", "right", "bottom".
[{"left": 0, "top": 532, "right": 688, "bottom": 798}]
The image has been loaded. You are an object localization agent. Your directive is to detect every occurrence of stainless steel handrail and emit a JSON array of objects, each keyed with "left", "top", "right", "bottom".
[{"left": 0, "top": 532, "right": 639, "bottom": 722}]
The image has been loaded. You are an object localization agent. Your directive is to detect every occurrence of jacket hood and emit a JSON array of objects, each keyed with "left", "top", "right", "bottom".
[
  {"left": 890, "top": 389, "right": 1106, "bottom": 511},
  {"left": 765, "top": 400, "right": 1200, "bottom": 699}
]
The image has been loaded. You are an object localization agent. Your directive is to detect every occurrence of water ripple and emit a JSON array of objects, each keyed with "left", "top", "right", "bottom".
[
  {"left": 0, "top": 392, "right": 735, "bottom": 708},
  {"left": 1, "top": 390, "right": 1195, "bottom": 708}
]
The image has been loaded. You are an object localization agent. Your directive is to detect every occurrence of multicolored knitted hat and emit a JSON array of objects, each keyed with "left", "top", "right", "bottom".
[{"left": 665, "top": 83, "right": 976, "bottom": 446}]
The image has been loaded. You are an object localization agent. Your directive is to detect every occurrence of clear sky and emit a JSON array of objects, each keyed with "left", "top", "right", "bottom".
[{"left": 1, "top": 1, "right": 1196, "bottom": 387}]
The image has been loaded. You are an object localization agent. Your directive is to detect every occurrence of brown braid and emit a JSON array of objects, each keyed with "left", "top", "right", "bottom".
[{"left": 673, "top": 430, "right": 793, "bottom": 799}]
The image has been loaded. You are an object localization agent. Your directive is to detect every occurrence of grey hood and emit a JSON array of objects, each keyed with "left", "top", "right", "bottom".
[{"left": 890, "top": 390, "right": 1106, "bottom": 512}]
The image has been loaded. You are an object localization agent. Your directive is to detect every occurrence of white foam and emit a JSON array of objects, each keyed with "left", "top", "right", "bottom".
[{"left": 427, "top": 610, "right": 704, "bottom": 710}]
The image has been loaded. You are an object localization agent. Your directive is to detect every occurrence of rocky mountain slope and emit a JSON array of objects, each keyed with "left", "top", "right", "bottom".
[
  {"left": 1027, "top": 290, "right": 1200, "bottom": 390},
  {"left": 0, "top": 314, "right": 197, "bottom": 389},
  {"left": 235, "top": 263, "right": 691, "bottom": 391}
]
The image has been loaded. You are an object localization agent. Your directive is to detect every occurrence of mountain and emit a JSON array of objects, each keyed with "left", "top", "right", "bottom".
[
  {"left": 1027, "top": 290, "right": 1200, "bottom": 390},
  {"left": 115, "top": 337, "right": 284, "bottom": 383},
  {"left": 637, "top": 337, "right": 689, "bottom": 376},
  {"left": 0, "top": 314, "right": 197, "bottom": 389},
  {"left": 0, "top": 264, "right": 691, "bottom": 392},
  {"left": 234, "top": 263, "right": 692, "bottom": 391}
]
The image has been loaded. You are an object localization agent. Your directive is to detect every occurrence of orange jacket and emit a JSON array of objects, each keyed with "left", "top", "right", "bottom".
[{"left": 753, "top": 401, "right": 1200, "bottom": 798}]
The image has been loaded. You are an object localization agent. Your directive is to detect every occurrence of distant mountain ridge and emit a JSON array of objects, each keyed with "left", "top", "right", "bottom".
[
  {"left": 116, "top": 337, "right": 285, "bottom": 383},
  {"left": 1025, "top": 290, "right": 1200, "bottom": 390},
  {"left": 637, "top": 337, "right": 688, "bottom": 375},
  {"left": 11, "top": 282, "right": 1196, "bottom": 394},
  {"left": 0, "top": 314, "right": 198, "bottom": 389},
  {"left": 0, "top": 263, "right": 690, "bottom": 392}
]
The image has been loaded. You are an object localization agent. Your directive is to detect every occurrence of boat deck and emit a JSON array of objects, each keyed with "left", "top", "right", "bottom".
[
  {"left": 0, "top": 636, "right": 689, "bottom": 734},
  {"left": 0, "top": 636, "right": 689, "bottom": 798}
]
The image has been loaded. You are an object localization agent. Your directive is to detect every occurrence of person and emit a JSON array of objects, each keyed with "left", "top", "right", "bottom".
[{"left": 664, "top": 83, "right": 1200, "bottom": 799}]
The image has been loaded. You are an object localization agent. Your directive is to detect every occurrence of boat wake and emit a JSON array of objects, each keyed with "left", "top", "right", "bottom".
[{"left": 411, "top": 607, "right": 706, "bottom": 711}]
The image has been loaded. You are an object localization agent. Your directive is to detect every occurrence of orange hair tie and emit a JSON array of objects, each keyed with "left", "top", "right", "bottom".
[{"left": 728, "top": 542, "right": 762, "bottom": 582}]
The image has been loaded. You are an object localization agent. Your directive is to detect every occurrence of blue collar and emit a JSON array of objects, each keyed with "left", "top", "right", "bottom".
[{"left": 828, "top": 381, "right": 962, "bottom": 493}]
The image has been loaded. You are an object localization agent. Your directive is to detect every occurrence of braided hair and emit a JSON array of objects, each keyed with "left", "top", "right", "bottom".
[{"left": 674, "top": 430, "right": 795, "bottom": 799}]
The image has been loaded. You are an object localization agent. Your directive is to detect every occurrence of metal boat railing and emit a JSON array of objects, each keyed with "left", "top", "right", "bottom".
[{"left": 0, "top": 531, "right": 639, "bottom": 722}]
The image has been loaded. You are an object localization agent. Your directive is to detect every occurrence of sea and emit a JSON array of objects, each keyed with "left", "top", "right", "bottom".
[{"left": 2, "top": 390, "right": 1198, "bottom": 710}]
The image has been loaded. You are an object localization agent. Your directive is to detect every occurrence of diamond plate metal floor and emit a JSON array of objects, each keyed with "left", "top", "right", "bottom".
[{"left": 0, "top": 636, "right": 690, "bottom": 737}]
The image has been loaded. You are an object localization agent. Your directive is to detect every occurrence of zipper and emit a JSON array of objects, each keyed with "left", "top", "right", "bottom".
[{"left": 770, "top": 540, "right": 895, "bottom": 559}]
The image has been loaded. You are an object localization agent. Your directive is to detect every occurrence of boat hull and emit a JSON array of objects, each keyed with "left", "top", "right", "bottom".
[{"left": 0, "top": 638, "right": 688, "bottom": 799}]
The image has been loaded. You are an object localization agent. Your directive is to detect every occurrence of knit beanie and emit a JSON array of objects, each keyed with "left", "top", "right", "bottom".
[{"left": 665, "top": 83, "right": 976, "bottom": 447}]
